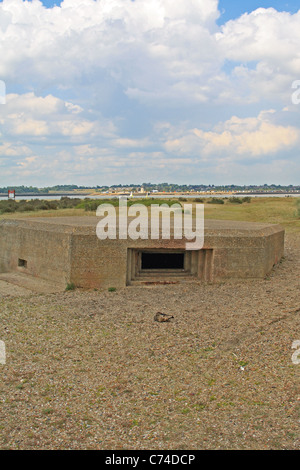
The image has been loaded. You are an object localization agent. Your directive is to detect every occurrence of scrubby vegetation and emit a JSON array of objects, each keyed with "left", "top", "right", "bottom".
[
  {"left": 193, "top": 198, "right": 204, "bottom": 203},
  {"left": 0, "top": 197, "right": 82, "bottom": 214},
  {"left": 0, "top": 194, "right": 270, "bottom": 215},
  {"left": 1, "top": 196, "right": 300, "bottom": 233},
  {"left": 0, "top": 196, "right": 180, "bottom": 215},
  {"left": 79, "top": 197, "right": 179, "bottom": 212},
  {"left": 228, "top": 196, "right": 252, "bottom": 204},
  {"left": 207, "top": 198, "right": 225, "bottom": 204}
]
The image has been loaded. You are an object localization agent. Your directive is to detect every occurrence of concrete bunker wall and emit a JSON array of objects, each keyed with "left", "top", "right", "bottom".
[
  {"left": 206, "top": 228, "right": 285, "bottom": 281},
  {"left": 65, "top": 221, "right": 285, "bottom": 288},
  {"left": 0, "top": 218, "right": 285, "bottom": 289},
  {"left": 0, "top": 219, "right": 72, "bottom": 287},
  {"left": 69, "top": 234, "right": 129, "bottom": 289}
]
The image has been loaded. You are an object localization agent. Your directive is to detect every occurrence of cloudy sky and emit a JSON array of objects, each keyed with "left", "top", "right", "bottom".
[{"left": 0, "top": 0, "right": 300, "bottom": 187}]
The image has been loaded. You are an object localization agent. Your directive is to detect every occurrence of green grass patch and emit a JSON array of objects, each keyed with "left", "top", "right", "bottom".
[{"left": 65, "top": 282, "right": 76, "bottom": 291}]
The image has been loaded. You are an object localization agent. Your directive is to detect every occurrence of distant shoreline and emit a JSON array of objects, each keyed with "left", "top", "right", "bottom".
[
  {"left": 0, "top": 192, "right": 92, "bottom": 198},
  {"left": 0, "top": 191, "right": 299, "bottom": 199}
]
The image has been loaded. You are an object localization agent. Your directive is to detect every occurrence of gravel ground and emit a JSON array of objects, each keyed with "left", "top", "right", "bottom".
[{"left": 0, "top": 233, "right": 299, "bottom": 450}]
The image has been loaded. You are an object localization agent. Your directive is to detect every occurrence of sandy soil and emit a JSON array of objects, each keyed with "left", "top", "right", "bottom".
[{"left": 0, "top": 234, "right": 299, "bottom": 450}]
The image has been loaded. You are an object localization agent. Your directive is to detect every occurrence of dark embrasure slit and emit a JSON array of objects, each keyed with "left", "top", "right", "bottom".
[{"left": 141, "top": 252, "right": 184, "bottom": 270}]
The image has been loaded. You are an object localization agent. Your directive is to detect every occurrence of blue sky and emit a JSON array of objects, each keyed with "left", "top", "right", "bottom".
[
  {"left": 218, "top": 0, "right": 300, "bottom": 22},
  {"left": 0, "top": 0, "right": 300, "bottom": 186}
]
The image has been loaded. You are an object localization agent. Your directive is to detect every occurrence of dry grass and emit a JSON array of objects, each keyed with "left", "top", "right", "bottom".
[
  {"left": 203, "top": 197, "right": 300, "bottom": 233},
  {"left": 1, "top": 197, "right": 299, "bottom": 232}
]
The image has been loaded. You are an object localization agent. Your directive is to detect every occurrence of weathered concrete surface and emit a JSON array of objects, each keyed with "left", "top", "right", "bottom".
[
  {"left": 0, "top": 217, "right": 285, "bottom": 289},
  {"left": 0, "top": 272, "right": 62, "bottom": 295}
]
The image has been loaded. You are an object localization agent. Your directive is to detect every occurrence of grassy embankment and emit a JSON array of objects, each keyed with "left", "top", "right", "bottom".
[{"left": 0, "top": 196, "right": 299, "bottom": 233}]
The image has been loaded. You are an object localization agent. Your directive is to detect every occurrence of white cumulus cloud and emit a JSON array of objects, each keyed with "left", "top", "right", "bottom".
[{"left": 0, "top": 0, "right": 300, "bottom": 185}]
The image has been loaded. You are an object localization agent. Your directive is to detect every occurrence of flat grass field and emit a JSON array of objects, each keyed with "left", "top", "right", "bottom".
[
  {"left": 1, "top": 196, "right": 300, "bottom": 233},
  {"left": 0, "top": 196, "right": 299, "bottom": 450}
]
